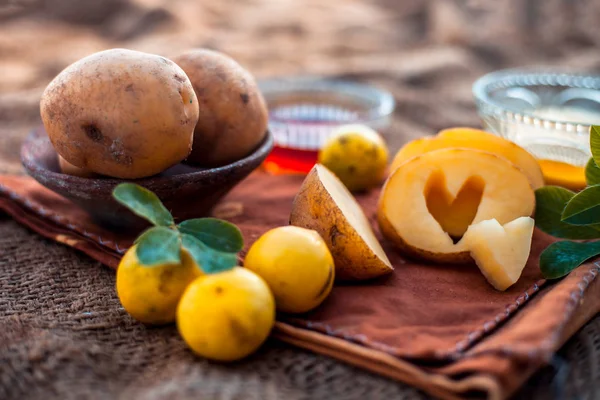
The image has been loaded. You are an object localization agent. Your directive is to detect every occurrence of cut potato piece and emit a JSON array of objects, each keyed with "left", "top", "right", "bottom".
[
  {"left": 425, "top": 171, "right": 485, "bottom": 238},
  {"left": 378, "top": 148, "right": 535, "bottom": 263},
  {"left": 391, "top": 127, "right": 544, "bottom": 189},
  {"left": 462, "top": 217, "right": 534, "bottom": 291},
  {"left": 290, "top": 164, "right": 393, "bottom": 281}
]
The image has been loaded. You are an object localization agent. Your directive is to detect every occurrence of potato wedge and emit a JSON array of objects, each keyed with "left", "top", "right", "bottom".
[{"left": 290, "top": 164, "right": 393, "bottom": 281}]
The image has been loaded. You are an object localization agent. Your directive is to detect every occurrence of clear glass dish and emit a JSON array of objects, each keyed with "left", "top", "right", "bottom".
[
  {"left": 473, "top": 69, "right": 600, "bottom": 167},
  {"left": 258, "top": 77, "right": 395, "bottom": 173}
]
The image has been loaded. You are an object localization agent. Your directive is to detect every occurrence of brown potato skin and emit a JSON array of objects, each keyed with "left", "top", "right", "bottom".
[
  {"left": 290, "top": 167, "right": 393, "bottom": 281},
  {"left": 172, "top": 49, "right": 268, "bottom": 166},
  {"left": 40, "top": 49, "right": 199, "bottom": 179},
  {"left": 58, "top": 155, "right": 96, "bottom": 178}
]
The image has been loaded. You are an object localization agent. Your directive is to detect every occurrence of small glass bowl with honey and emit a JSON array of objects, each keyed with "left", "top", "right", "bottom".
[
  {"left": 258, "top": 77, "right": 395, "bottom": 174},
  {"left": 473, "top": 69, "right": 600, "bottom": 190}
]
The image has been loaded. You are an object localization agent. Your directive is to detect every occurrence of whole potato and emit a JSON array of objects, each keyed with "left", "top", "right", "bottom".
[
  {"left": 171, "top": 49, "right": 268, "bottom": 166},
  {"left": 58, "top": 155, "right": 96, "bottom": 178},
  {"left": 40, "top": 49, "right": 199, "bottom": 179}
]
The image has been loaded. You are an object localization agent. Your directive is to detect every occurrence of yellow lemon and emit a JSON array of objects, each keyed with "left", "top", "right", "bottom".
[
  {"left": 116, "top": 245, "right": 201, "bottom": 325},
  {"left": 244, "top": 226, "right": 334, "bottom": 313},
  {"left": 318, "top": 124, "right": 388, "bottom": 191},
  {"left": 177, "top": 267, "right": 275, "bottom": 361}
]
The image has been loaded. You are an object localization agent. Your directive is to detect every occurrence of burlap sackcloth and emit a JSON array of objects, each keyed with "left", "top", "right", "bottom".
[{"left": 1, "top": 168, "right": 598, "bottom": 400}]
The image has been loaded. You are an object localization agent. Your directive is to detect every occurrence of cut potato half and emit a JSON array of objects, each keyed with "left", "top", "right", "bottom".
[
  {"left": 378, "top": 148, "right": 535, "bottom": 263},
  {"left": 463, "top": 217, "right": 534, "bottom": 291},
  {"left": 290, "top": 164, "right": 393, "bottom": 281},
  {"left": 391, "top": 127, "right": 544, "bottom": 189}
]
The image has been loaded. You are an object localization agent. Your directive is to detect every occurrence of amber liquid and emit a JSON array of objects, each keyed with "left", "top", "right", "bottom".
[
  {"left": 262, "top": 95, "right": 371, "bottom": 174},
  {"left": 263, "top": 146, "right": 319, "bottom": 174},
  {"left": 538, "top": 159, "right": 586, "bottom": 190}
]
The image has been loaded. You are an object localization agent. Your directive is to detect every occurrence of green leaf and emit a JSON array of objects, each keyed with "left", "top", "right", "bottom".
[
  {"left": 590, "top": 125, "right": 600, "bottom": 166},
  {"left": 561, "top": 185, "right": 600, "bottom": 225},
  {"left": 113, "top": 183, "right": 174, "bottom": 227},
  {"left": 540, "top": 240, "right": 600, "bottom": 279},
  {"left": 181, "top": 233, "right": 238, "bottom": 274},
  {"left": 135, "top": 227, "right": 181, "bottom": 266},
  {"left": 534, "top": 186, "right": 600, "bottom": 239},
  {"left": 178, "top": 218, "right": 244, "bottom": 253},
  {"left": 585, "top": 157, "right": 600, "bottom": 186}
]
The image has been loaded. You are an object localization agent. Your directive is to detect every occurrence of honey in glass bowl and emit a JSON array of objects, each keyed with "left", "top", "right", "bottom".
[
  {"left": 259, "top": 77, "right": 395, "bottom": 174},
  {"left": 473, "top": 69, "right": 600, "bottom": 190}
]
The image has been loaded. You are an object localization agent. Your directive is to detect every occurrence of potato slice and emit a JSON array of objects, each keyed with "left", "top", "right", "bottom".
[
  {"left": 390, "top": 127, "right": 544, "bottom": 189},
  {"left": 290, "top": 164, "right": 393, "bottom": 281},
  {"left": 462, "top": 217, "right": 534, "bottom": 291},
  {"left": 378, "top": 148, "right": 535, "bottom": 263}
]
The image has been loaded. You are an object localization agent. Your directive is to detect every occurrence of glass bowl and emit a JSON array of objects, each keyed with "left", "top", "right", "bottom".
[
  {"left": 473, "top": 69, "right": 600, "bottom": 167},
  {"left": 258, "top": 76, "right": 395, "bottom": 173}
]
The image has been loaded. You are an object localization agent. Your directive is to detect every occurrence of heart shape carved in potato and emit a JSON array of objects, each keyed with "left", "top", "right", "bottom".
[
  {"left": 425, "top": 171, "right": 485, "bottom": 240},
  {"left": 377, "top": 147, "right": 536, "bottom": 264}
]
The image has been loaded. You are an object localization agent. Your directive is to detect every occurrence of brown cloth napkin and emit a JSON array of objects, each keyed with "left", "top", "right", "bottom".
[{"left": 0, "top": 172, "right": 598, "bottom": 400}]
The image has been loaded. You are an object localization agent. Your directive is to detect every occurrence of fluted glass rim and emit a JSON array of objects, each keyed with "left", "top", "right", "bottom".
[
  {"left": 473, "top": 68, "right": 600, "bottom": 135},
  {"left": 258, "top": 76, "right": 395, "bottom": 124}
]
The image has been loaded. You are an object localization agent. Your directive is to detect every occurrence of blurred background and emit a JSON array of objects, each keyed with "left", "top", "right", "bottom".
[
  {"left": 1, "top": 2, "right": 599, "bottom": 398},
  {"left": 2, "top": 0, "right": 600, "bottom": 174}
]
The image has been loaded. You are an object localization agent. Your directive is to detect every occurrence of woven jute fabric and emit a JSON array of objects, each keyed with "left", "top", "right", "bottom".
[
  {"left": 1, "top": 215, "right": 599, "bottom": 400},
  {"left": 1, "top": 1, "right": 600, "bottom": 398},
  {"left": 1, "top": 169, "right": 599, "bottom": 399},
  {"left": 1, "top": 195, "right": 600, "bottom": 400}
]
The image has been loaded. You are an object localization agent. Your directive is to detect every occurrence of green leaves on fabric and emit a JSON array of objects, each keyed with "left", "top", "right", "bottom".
[
  {"left": 539, "top": 241, "right": 600, "bottom": 279},
  {"left": 112, "top": 183, "right": 243, "bottom": 273},
  {"left": 113, "top": 183, "right": 174, "bottom": 227},
  {"left": 178, "top": 218, "right": 243, "bottom": 253},
  {"left": 535, "top": 125, "right": 600, "bottom": 279}
]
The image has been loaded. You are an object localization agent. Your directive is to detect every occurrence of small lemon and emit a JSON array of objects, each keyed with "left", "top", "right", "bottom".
[
  {"left": 177, "top": 267, "right": 275, "bottom": 361},
  {"left": 116, "top": 245, "right": 201, "bottom": 325},
  {"left": 244, "top": 226, "right": 334, "bottom": 313},
  {"left": 318, "top": 124, "right": 388, "bottom": 191}
]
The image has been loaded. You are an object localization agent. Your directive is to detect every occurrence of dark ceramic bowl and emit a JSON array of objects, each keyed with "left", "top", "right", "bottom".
[{"left": 21, "top": 127, "right": 273, "bottom": 232}]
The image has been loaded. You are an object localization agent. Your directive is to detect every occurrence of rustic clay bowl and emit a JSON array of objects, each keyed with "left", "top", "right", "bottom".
[{"left": 21, "top": 127, "right": 273, "bottom": 232}]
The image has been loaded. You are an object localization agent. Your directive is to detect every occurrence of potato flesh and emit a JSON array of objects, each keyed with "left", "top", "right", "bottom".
[
  {"left": 380, "top": 148, "right": 535, "bottom": 257},
  {"left": 424, "top": 170, "right": 485, "bottom": 238},
  {"left": 391, "top": 128, "right": 544, "bottom": 189},
  {"left": 317, "top": 165, "right": 391, "bottom": 267},
  {"left": 463, "top": 217, "right": 534, "bottom": 291}
]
